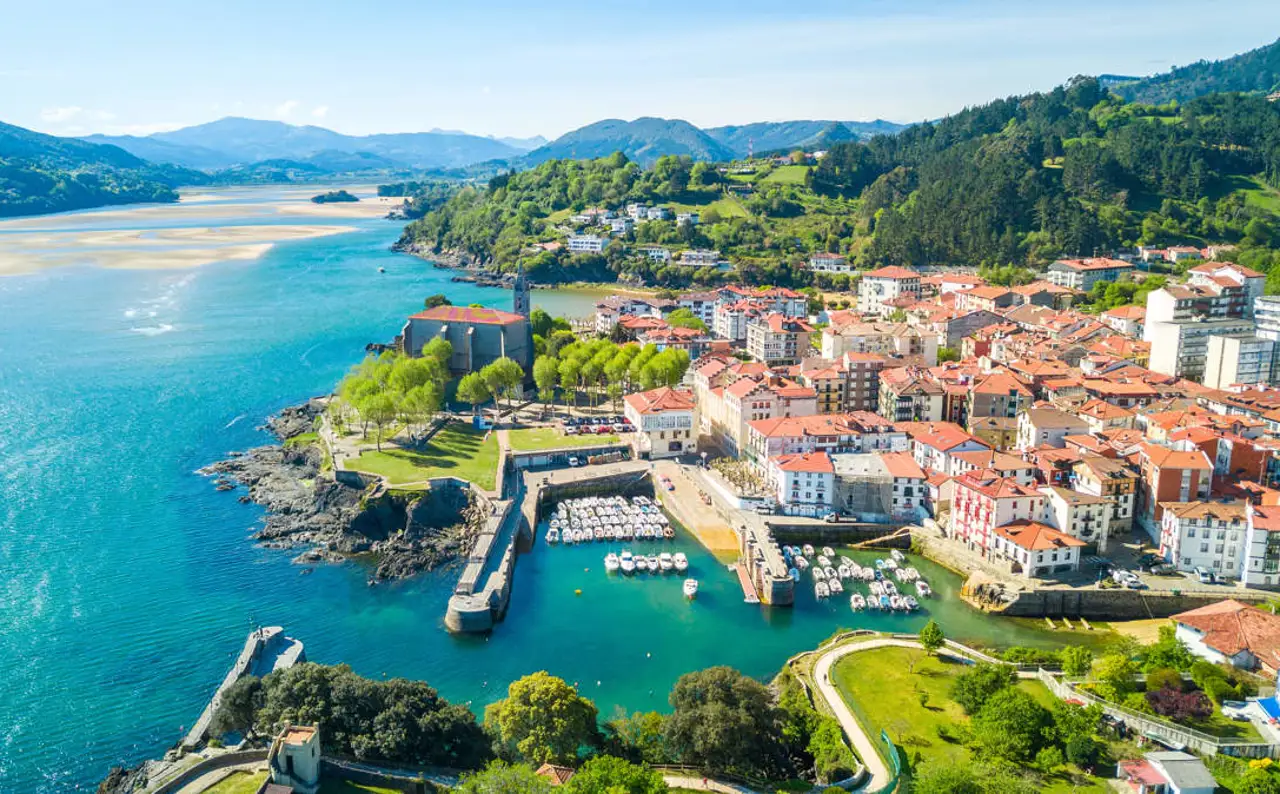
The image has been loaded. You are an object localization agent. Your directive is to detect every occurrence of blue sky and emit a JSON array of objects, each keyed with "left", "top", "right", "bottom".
[{"left": 4, "top": 0, "right": 1280, "bottom": 140}]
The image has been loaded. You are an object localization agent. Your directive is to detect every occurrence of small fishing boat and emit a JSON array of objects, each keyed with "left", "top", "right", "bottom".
[
  {"left": 546, "top": 527, "right": 560, "bottom": 544},
  {"left": 875, "top": 559, "right": 886, "bottom": 570},
  {"left": 879, "top": 594, "right": 891, "bottom": 609},
  {"left": 815, "top": 581, "right": 830, "bottom": 599},
  {"left": 794, "top": 556, "right": 809, "bottom": 571},
  {"left": 659, "top": 552, "right": 674, "bottom": 572},
  {"left": 829, "top": 579, "right": 844, "bottom": 595},
  {"left": 904, "top": 595, "right": 920, "bottom": 611},
  {"left": 915, "top": 581, "right": 932, "bottom": 598},
  {"left": 646, "top": 555, "right": 660, "bottom": 572},
  {"left": 634, "top": 555, "right": 648, "bottom": 573},
  {"left": 663, "top": 527, "right": 675, "bottom": 539},
  {"left": 604, "top": 553, "right": 620, "bottom": 573},
  {"left": 620, "top": 550, "right": 636, "bottom": 574},
  {"left": 866, "top": 593, "right": 881, "bottom": 609},
  {"left": 850, "top": 593, "right": 866, "bottom": 611},
  {"left": 889, "top": 595, "right": 903, "bottom": 611},
  {"left": 802, "top": 544, "right": 815, "bottom": 556},
  {"left": 837, "top": 564, "right": 852, "bottom": 580},
  {"left": 822, "top": 546, "right": 835, "bottom": 558},
  {"left": 883, "top": 581, "right": 898, "bottom": 597},
  {"left": 891, "top": 549, "right": 905, "bottom": 563},
  {"left": 789, "top": 568, "right": 800, "bottom": 582},
  {"left": 673, "top": 552, "right": 689, "bottom": 573},
  {"left": 817, "top": 554, "right": 831, "bottom": 568},
  {"left": 683, "top": 578, "right": 699, "bottom": 598}
]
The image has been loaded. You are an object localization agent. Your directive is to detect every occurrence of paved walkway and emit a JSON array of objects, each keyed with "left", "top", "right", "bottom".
[
  {"left": 654, "top": 460, "right": 741, "bottom": 556},
  {"left": 172, "top": 762, "right": 264, "bottom": 794},
  {"left": 661, "top": 774, "right": 761, "bottom": 793}
]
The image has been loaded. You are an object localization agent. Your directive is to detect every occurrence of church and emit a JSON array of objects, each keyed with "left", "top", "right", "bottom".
[{"left": 399, "top": 267, "right": 534, "bottom": 376}]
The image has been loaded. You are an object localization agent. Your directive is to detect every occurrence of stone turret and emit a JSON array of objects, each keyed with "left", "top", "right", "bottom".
[{"left": 512, "top": 263, "right": 531, "bottom": 318}]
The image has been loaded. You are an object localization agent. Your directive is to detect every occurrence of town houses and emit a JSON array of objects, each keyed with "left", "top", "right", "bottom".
[{"left": 570, "top": 253, "right": 1280, "bottom": 587}]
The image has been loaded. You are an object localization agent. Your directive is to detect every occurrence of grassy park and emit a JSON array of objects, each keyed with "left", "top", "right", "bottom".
[
  {"left": 205, "top": 772, "right": 267, "bottom": 794},
  {"left": 348, "top": 422, "right": 499, "bottom": 490},
  {"left": 761, "top": 164, "right": 810, "bottom": 184},
  {"left": 506, "top": 426, "right": 620, "bottom": 451}
]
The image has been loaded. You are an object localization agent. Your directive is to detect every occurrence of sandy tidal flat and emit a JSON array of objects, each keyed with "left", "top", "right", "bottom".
[{"left": 0, "top": 224, "right": 355, "bottom": 276}]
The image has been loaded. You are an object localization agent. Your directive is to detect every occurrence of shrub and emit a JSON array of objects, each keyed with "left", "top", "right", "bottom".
[
  {"left": 1001, "top": 647, "right": 1062, "bottom": 666},
  {"left": 1146, "top": 686, "right": 1213, "bottom": 722},
  {"left": 1145, "top": 667, "right": 1184, "bottom": 693},
  {"left": 1065, "top": 735, "right": 1101, "bottom": 768},
  {"left": 951, "top": 663, "right": 1017, "bottom": 716}
]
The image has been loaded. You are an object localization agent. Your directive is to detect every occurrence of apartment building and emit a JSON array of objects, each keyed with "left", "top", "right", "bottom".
[
  {"left": 1159, "top": 501, "right": 1249, "bottom": 579},
  {"left": 1040, "top": 485, "right": 1113, "bottom": 551},
  {"left": 1147, "top": 318, "right": 1254, "bottom": 380},
  {"left": 950, "top": 472, "right": 1047, "bottom": 554},
  {"left": 878, "top": 368, "right": 945, "bottom": 422},
  {"left": 1045, "top": 257, "right": 1134, "bottom": 291},
  {"left": 858, "top": 266, "right": 922, "bottom": 316},
  {"left": 1136, "top": 443, "right": 1213, "bottom": 538},
  {"left": 746, "top": 313, "right": 814, "bottom": 365},
  {"left": 1204, "top": 334, "right": 1274, "bottom": 390},
  {"left": 1073, "top": 455, "right": 1138, "bottom": 534}
]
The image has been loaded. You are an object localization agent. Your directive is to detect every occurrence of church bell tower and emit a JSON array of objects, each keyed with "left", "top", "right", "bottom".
[{"left": 512, "top": 263, "right": 531, "bottom": 318}]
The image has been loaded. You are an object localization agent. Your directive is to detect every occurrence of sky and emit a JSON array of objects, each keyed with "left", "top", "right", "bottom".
[{"left": 3, "top": 0, "right": 1280, "bottom": 141}]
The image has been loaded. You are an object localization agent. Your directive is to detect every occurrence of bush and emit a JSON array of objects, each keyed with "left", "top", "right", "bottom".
[
  {"left": 1145, "top": 667, "right": 1184, "bottom": 693},
  {"left": 1065, "top": 735, "right": 1101, "bottom": 768},
  {"left": 1146, "top": 686, "right": 1213, "bottom": 722},
  {"left": 951, "top": 663, "right": 1017, "bottom": 716},
  {"left": 1001, "top": 647, "right": 1062, "bottom": 666}
]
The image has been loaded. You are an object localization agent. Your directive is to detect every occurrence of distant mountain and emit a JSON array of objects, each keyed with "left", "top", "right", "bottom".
[
  {"left": 704, "top": 119, "right": 904, "bottom": 156},
  {"left": 1110, "top": 37, "right": 1280, "bottom": 104},
  {"left": 85, "top": 117, "right": 524, "bottom": 171},
  {"left": 526, "top": 117, "right": 736, "bottom": 166},
  {"left": 495, "top": 135, "right": 548, "bottom": 151},
  {"left": 0, "top": 120, "right": 206, "bottom": 218}
]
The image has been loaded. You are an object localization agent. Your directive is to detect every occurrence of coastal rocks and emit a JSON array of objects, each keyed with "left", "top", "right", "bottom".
[
  {"left": 203, "top": 401, "right": 485, "bottom": 582},
  {"left": 96, "top": 762, "right": 148, "bottom": 794}
]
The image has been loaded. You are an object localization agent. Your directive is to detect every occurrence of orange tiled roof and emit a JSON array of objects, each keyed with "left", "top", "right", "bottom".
[
  {"left": 1173, "top": 600, "right": 1280, "bottom": 667},
  {"left": 624, "top": 387, "right": 695, "bottom": 414},
  {"left": 993, "top": 520, "right": 1087, "bottom": 551},
  {"left": 774, "top": 451, "right": 835, "bottom": 474}
]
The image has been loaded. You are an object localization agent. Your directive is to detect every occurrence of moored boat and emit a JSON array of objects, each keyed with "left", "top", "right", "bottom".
[
  {"left": 802, "top": 544, "right": 815, "bottom": 556},
  {"left": 659, "top": 552, "right": 674, "bottom": 572},
  {"left": 673, "top": 552, "right": 688, "bottom": 572},
  {"left": 815, "top": 581, "right": 830, "bottom": 599},
  {"left": 604, "top": 553, "right": 620, "bottom": 573},
  {"left": 850, "top": 593, "right": 866, "bottom": 610},
  {"left": 915, "top": 580, "right": 932, "bottom": 598},
  {"left": 620, "top": 550, "right": 636, "bottom": 574},
  {"left": 546, "top": 527, "right": 560, "bottom": 544},
  {"left": 829, "top": 579, "right": 844, "bottom": 595},
  {"left": 891, "top": 549, "right": 905, "bottom": 562},
  {"left": 822, "top": 546, "right": 835, "bottom": 558},
  {"left": 683, "top": 578, "right": 699, "bottom": 598}
]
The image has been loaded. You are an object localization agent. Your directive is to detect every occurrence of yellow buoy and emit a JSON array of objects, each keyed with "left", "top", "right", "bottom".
[{"left": 575, "top": 589, "right": 582, "bottom": 596}]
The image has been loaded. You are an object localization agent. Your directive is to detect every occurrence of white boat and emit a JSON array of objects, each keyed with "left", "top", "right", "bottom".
[
  {"left": 850, "top": 593, "right": 866, "bottom": 610},
  {"left": 794, "top": 556, "right": 809, "bottom": 570},
  {"left": 802, "top": 544, "right": 815, "bottom": 556},
  {"left": 837, "top": 564, "right": 852, "bottom": 580},
  {"left": 891, "top": 549, "right": 905, "bottom": 562},
  {"left": 904, "top": 595, "right": 919, "bottom": 611},
  {"left": 634, "top": 555, "right": 648, "bottom": 572},
  {"left": 869, "top": 581, "right": 883, "bottom": 597},
  {"left": 673, "top": 552, "right": 689, "bottom": 573},
  {"left": 563, "top": 530, "right": 576, "bottom": 545},
  {"left": 883, "top": 581, "right": 898, "bottom": 596},
  {"left": 646, "top": 555, "right": 660, "bottom": 572},
  {"left": 915, "top": 581, "right": 932, "bottom": 598},
  {"left": 604, "top": 553, "right": 620, "bottom": 573},
  {"left": 829, "top": 579, "right": 844, "bottom": 595},
  {"left": 815, "top": 581, "right": 830, "bottom": 599},
  {"left": 817, "top": 554, "right": 831, "bottom": 568},
  {"left": 683, "top": 578, "right": 699, "bottom": 598},
  {"left": 823, "top": 566, "right": 837, "bottom": 580},
  {"left": 659, "top": 552, "right": 674, "bottom": 572},
  {"left": 884, "top": 559, "right": 898, "bottom": 571},
  {"left": 822, "top": 546, "right": 835, "bottom": 558},
  {"left": 889, "top": 595, "right": 903, "bottom": 610},
  {"left": 620, "top": 550, "right": 636, "bottom": 574},
  {"left": 866, "top": 593, "right": 881, "bottom": 609},
  {"left": 546, "top": 527, "right": 560, "bottom": 544}
]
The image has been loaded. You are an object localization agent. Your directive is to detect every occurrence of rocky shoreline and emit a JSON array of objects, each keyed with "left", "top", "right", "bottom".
[{"left": 200, "top": 400, "right": 486, "bottom": 582}]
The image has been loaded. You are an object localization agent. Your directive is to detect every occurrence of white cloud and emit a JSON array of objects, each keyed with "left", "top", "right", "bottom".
[
  {"left": 274, "top": 99, "right": 300, "bottom": 118},
  {"left": 311, "top": 105, "right": 329, "bottom": 119},
  {"left": 40, "top": 106, "right": 83, "bottom": 123}
]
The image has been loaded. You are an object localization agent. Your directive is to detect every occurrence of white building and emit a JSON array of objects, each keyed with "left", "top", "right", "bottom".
[
  {"left": 1045, "top": 257, "right": 1134, "bottom": 291},
  {"left": 623, "top": 387, "right": 697, "bottom": 459},
  {"left": 1203, "top": 334, "right": 1274, "bottom": 389},
  {"left": 1159, "top": 501, "right": 1248, "bottom": 578},
  {"left": 568, "top": 235, "right": 607, "bottom": 254},
  {"left": 745, "top": 313, "right": 814, "bottom": 365},
  {"left": 609, "top": 217, "right": 634, "bottom": 235},
  {"left": 809, "top": 253, "right": 853, "bottom": 274},
  {"left": 1172, "top": 599, "right": 1280, "bottom": 675},
  {"left": 639, "top": 245, "right": 671, "bottom": 262},
  {"left": 767, "top": 451, "right": 836, "bottom": 517},
  {"left": 679, "top": 249, "right": 723, "bottom": 267},
  {"left": 1147, "top": 318, "right": 1255, "bottom": 381},
  {"left": 646, "top": 206, "right": 671, "bottom": 221},
  {"left": 989, "top": 520, "right": 1086, "bottom": 578},
  {"left": 676, "top": 212, "right": 699, "bottom": 226},
  {"left": 1040, "top": 485, "right": 1113, "bottom": 551},
  {"left": 1015, "top": 407, "right": 1089, "bottom": 451},
  {"left": 857, "top": 266, "right": 921, "bottom": 317}
]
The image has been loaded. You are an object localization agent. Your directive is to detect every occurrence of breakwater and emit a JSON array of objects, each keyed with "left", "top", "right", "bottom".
[{"left": 182, "top": 627, "right": 304, "bottom": 749}]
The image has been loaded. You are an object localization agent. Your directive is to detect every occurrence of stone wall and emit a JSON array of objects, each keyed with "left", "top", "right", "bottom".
[
  {"left": 143, "top": 750, "right": 268, "bottom": 794},
  {"left": 768, "top": 522, "right": 909, "bottom": 546},
  {"left": 999, "top": 587, "right": 1274, "bottom": 620}
]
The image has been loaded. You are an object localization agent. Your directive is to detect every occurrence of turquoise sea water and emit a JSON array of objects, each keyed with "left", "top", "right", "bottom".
[{"left": 0, "top": 193, "right": 1066, "bottom": 791}]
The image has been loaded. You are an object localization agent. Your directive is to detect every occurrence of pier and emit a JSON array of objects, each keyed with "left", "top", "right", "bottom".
[
  {"left": 736, "top": 516, "right": 796, "bottom": 606},
  {"left": 183, "top": 626, "right": 305, "bottom": 749}
]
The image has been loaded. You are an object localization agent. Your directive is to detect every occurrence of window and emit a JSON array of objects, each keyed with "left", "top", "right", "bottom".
[{"left": 1201, "top": 542, "right": 1210, "bottom": 553}]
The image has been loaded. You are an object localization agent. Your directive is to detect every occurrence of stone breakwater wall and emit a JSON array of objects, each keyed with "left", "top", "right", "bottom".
[
  {"left": 767, "top": 521, "right": 910, "bottom": 546},
  {"left": 998, "top": 587, "right": 1273, "bottom": 620}
]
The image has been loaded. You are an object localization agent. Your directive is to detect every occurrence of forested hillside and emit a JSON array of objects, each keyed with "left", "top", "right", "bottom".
[
  {"left": 0, "top": 121, "right": 204, "bottom": 218},
  {"left": 1111, "top": 37, "right": 1280, "bottom": 105},
  {"left": 396, "top": 77, "right": 1280, "bottom": 290}
]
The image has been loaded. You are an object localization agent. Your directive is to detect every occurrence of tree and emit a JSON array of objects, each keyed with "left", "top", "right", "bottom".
[
  {"left": 1236, "top": 768, "right": 1280, "bottom": 794},
  {"left": 563, "top": 756, "right": 667, "bottom": 794},
  {"left": 425, "top": 293, "right": 452, "bottom": 309},
  {"left": 970, "top": 688, "right": 1051, "bottom": 763},
  {"left": 1051, "top": 700, "right": 1103, "bottom": 745},
  {"left": 360, "top": 392, "right": 398, "bottom": 451},
  {"left": 1143, "top": 625, "right": 1195, "bottom": 672},
  {"left": 664, "top": 308, "right": 708, "bottom": 333},
  {"left": 1034, "top": 745, "right": 1065, "bottom": 774},
  {"left": 558, "top": 359, "right": 582, "bottom": 409},
  {"left": 455, "top": 761, "right": 552, "bottom": 794},
  {"left": 533, "top": 355, "right": 560, "bottom": 413},
  {"left": 911, "top": 760, "right": 982, "bottom": 794},
  {"left": 1065, "top": 735, "right": 1101, "bottom": 769},
  {"left": 210, "top": 675, "right": 263, "bottom": 737},
  {"left": 1061, "top": 646, "right": 1093, "bottom": 678},
  {"left": 1145, "top": 667, "right": 1183, "bottom": 693},
  {"left": 603, "top": 710, "right": 667, "bottom": 765},
  {"left": 937, "top": 346, "right": 960, "bottom": 363},
  {"left": 484, "top": 671, "right": 599, "bottom": 765},
  {"left": 423, "top": 337, "right": 454, "bottom": 368},
  {"left": 481, "top": 357, "right": 525, "bottom": 416},
  {"left": 918, "top": 620, "right": 945, "bottom": 655},
  {"left": 951, "top": 663, "right": 1016, "bottom": 715},
  {"left": 663, "top": 666, "right": 788, "bottom": 779},
  {"left": 808, "top": 716, "right": 857, "bottom": 784},
  {"left": 457, "top": 373, "right": 491, "bottom": 417},
  {"left": 1146, "top": 686, "right": 1212, "bottom": 722},
  {"left": 1093, "top": 653, "right": 1139, "bottom": 701}
]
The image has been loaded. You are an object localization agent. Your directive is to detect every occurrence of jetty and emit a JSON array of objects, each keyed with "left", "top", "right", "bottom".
[
  {"left": 182, "top": 626, "right": 304, "bottom": 749},
  {"left": 736, "top": 516, "right": 795, "bottom": 606}
]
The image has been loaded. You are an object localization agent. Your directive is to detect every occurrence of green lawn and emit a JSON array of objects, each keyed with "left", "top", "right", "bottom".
[
  {"left": 761, "top": 165, "right": 811, "bottom": 185},
  {"left": 206, "top": 771, "right": 268, "bottom": 794},
  {"left": 667, "top": 195, "right": 749, "bottom": 219},
  {"left": 284, "top": 431, "right": 319, "bottom": 448},
  {"left": 832, "top": 647, "right": 1108, "bottom": 792},
  {"left": 507, "top": 426, "right": 620, "bottom": 451},
  {"left": 543, "top": 208, "right": 574, "bottom": 225},
  {"left": 348, "top": 422, "right": 499, "bottom": 490}
]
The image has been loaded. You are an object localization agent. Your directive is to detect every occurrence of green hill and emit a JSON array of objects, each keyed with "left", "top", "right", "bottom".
[
  {"left": 0, "top": 121, "right": 206, "bottom": 218},
  {"left": 1111, "top": 37, "right": 1280, "bottom": 104},
  {"left": 525, "top": 118, "right": 736, "bottom": 166}
]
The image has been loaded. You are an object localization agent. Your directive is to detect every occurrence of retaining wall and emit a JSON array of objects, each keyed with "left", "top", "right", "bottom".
[
  {"left": 1000, "top": 587, "right": 1274, "bottom": 620},
  {"left": 143, "top": 750, "right": 268, "bottom": 794},
  {"left": 767, "top": 522, "right": 909, "bottom": 546}
]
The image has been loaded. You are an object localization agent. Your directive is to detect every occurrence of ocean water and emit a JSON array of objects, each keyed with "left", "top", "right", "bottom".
[{"left": 0, "top": 194, "right": 1066, "bottom": 791}]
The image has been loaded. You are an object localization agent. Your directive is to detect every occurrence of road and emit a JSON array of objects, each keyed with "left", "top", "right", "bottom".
[{"left": 653, "top": 460, "right": 740, "bottom": 555}]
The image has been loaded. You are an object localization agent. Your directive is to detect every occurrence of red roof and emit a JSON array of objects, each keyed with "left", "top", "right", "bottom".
[
  {"left": 863, "top": 266, "right": 920, "bottom": 280},
  {"left": 1141, "top": 443, "right": 1212, "bottom": 471},
  {"left": 1173, "top": 600, "right": 1280, "bottom": 668},
  {"left": 993, "top": 520, "right": 1086, "bottom": 551},
  {"left": 1054, "top": 257, "right": 1132, "bottom": 272},
  {"left": 773, "top": 451, "right": 834, "bottom": 474},
  {"left": 624, "top": 387, "right": 695, "bottom": 415},
  {"left": 409, "top": 305, "right": 527, "bottom": 325},
  {"left": 880, "top": 451, "right": 926, "bottom": 479},
  {"left": 956, "top": 473, "right": 1041, "bottom": 500},
  {"left": 1103, "top": 305, "right": 1146, "bottom": 320}
]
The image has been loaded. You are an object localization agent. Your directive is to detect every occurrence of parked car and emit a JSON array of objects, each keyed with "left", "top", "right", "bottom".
[
  {"left": 823, "top": 512, "right": 843, "bottom": 523},
  {"left": 1195, "top": 566, "right": 1216, "bottom": 584},
  {"left": 568, "top": 456, "right": 581, "bottom": 467}
]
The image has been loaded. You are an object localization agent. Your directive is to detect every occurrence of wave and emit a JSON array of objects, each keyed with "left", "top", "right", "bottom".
[
  {"left": 224, "top": 414, "right": 246, "bottom": 429},
  {"left": 129, "top": 324, "right": 175, "bottom": 337}
]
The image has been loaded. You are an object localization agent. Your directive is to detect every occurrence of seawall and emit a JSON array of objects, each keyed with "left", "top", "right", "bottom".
[{"left": 996, "top": 587, "right": 1274, "bottom": 620}]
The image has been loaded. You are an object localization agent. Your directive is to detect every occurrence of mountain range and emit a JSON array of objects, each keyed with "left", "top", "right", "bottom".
[{"left": 1109, "top": 36, "right": 1280, "bottom": 104}]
